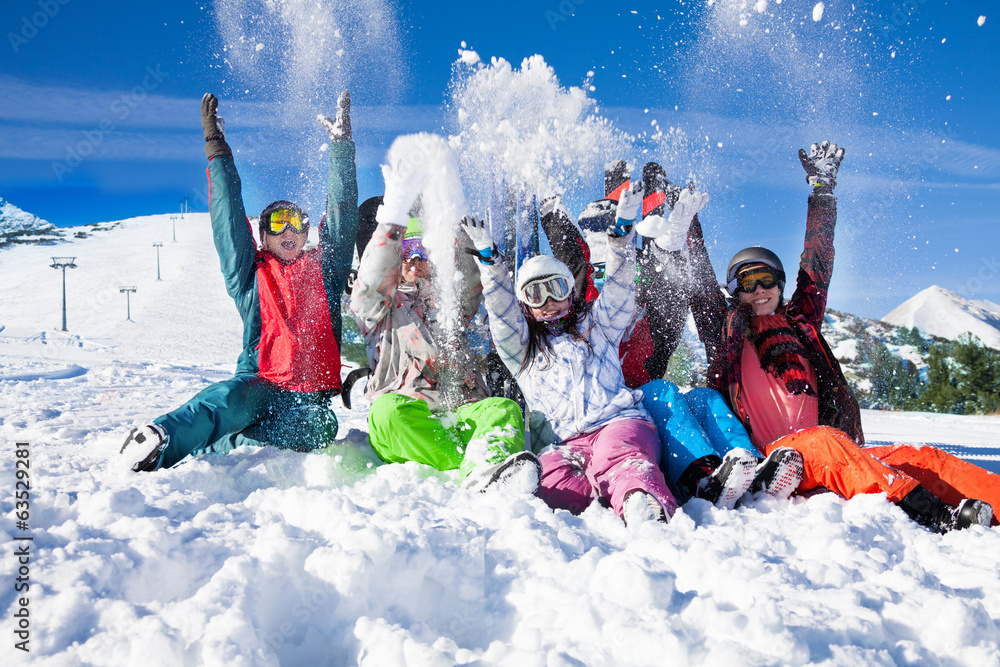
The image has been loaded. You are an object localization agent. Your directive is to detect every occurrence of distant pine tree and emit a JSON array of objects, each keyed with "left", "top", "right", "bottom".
[{"left": 918, "top": 334, "right": 1000, "bottom": 414}]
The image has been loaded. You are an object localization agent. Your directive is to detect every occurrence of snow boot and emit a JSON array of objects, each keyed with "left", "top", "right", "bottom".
[
  {"left": 955, "top": 498, "right": 994, "bottom": 530},
  {"left": 750, "top": 447, "right": 804, "bottom": 500},
  {"left": 896, "top": 485, "right": 993, "bottom": 533},
  {"left": 120, "top": 424, "right": 167, "bottom": 472},
  {"left": 695, "top": 448, "right": 757, "bottom": 510},
  {"left": 622, "top": 489, "right": 668, "bottom": 526},
  {"left": 467, "top": 451, "right": 540, "bottom": 494}
]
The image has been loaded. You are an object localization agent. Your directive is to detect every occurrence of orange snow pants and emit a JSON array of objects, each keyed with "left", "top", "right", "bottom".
[
  {"left": 866, "top": 443, "right": 1000, "bottom": 526},
  {"left": 765, "top": 426, "right": 919, "bottom": 503}
]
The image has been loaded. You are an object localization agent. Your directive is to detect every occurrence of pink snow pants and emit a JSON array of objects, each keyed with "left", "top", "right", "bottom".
[{"left": 536, "top": 418, "right": 679, "bottom": 518}]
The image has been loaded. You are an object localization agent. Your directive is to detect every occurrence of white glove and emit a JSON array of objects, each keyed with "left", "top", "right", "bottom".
[
  {"left": 639, "top": 188, "right": 709, "bottom": 251},
  {"left": 460, "top": 215, "right": 494, "bottom": 252},
  {"left": 376, "top": 154, "right": 429, "bottom": 226},
  {"left": 615, "top": 180, "right": 643, "bottom": 222}
]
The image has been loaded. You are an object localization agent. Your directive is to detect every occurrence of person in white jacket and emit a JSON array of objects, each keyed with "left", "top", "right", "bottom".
[{"left": 461, "top": 183, "right": 679, "bottom": 525}]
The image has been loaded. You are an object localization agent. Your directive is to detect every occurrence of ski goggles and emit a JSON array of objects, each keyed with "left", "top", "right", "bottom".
[
  {"left": 401, "top": 237, "right": 426, "bottom": 261},
  {"left": 519, "top": 275, "right": 573, "bottom": 308},
  {"left": 263, "top": 208, "right": 309, "bottom": 235},
  {"left": 729, "top": 266, "right": 784, "bottom": 294}
]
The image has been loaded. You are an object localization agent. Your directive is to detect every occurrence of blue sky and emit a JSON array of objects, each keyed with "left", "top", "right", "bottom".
[{"left": 1, "top": 0, "right": 997, "bottom": 318}]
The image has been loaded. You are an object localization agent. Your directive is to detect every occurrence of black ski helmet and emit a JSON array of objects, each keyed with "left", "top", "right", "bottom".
[
  {"left": 726, "top": 246, "right": 785, "bottom": 294},
  {"left": 258, "top": 200, "right": 309, "bottom": 242}
]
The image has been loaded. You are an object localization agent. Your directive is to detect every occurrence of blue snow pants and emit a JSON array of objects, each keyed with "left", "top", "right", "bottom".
[
  {"left": 152, "top": 374, "right": 338, "bottom": 469},
  {"left": 639, "top": 379, "right": 759, "bottom": 488}
]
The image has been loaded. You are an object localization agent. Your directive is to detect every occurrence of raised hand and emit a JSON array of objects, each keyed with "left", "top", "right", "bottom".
[
  {"left": 659, "top": 188, "right": 709, "bottom": 251},
  {"left": 610, "top": 180, "right": 643, "bottom": 238},
  {"left": 460, "top": 215, "right": 497, "bottom": 264},
  {"left": 798, "top": 140, "right": 845, "bottom": 193},
  {"left": 616, "top": 179, "right": 643, "bottom": 222},
  {"left": 201, "top": 93, "right": 225, "bottom": 142},
  {"left": 318, "top": 90, "right": 351, "bottom": 142},
  {"left": 461, "top": 215, "right": 493, "bottom": 251}
]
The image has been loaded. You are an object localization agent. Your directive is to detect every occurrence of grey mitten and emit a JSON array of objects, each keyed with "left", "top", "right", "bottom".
[
  {"left": 798, "top": 140, "right": 845, "bottom": 193},
  {"left": 318, "top": 90, "right": 352, "bottom": 142}
]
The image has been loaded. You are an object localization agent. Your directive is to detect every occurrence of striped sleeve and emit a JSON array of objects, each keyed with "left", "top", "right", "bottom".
[{"left": 479, "top": 259, "right": 530, "bottom": 375}]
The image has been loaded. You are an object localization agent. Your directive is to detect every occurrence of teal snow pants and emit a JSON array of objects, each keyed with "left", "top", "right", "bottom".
[
  {"left": 640, "top": 380, "right": 758, "bottom": 489},
  {"left": 152, "top": 374, "right": 338, "bottom": 469},
  {"left": 367, "top": 392, "right": 524, "bottom": 480}
]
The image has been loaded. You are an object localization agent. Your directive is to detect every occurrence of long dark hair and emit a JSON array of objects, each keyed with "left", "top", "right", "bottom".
[{"left": 520, "top": 294, "right": 594, "bottom": 373}]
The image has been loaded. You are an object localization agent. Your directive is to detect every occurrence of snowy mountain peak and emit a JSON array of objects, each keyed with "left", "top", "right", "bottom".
[
  {"left": 0, "top": 196, "right": 53, "bottom": 234},
  {"left": 882, "top": 285, "right": 1000, "bottom": 350}
]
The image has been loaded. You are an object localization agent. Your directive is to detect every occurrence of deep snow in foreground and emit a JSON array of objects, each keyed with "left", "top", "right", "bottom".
[{"left": 3, "top": 214, "right": 1000, "bottom": 666}]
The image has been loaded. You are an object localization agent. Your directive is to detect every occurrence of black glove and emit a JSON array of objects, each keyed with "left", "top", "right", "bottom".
[
  {"left": 798, "top": 141, "right": 845, "bottom": 194},
  {"left": 201, "top": 93, "right": 232, "bottom": 159}
]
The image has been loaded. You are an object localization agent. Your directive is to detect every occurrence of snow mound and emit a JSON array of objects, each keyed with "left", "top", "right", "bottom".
[{"left": 4, "top": 215, "right": 1000, "bottom": 665}]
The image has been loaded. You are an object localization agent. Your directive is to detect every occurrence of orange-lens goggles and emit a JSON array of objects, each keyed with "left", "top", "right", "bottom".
[
  {"left": 265, "top": 208, "right": 308, "bottom": 235},
  {"left": 734, "top": 266, "right": 781, "bottom": 293}
]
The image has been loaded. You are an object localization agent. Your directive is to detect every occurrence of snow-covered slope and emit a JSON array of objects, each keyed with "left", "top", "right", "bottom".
[
  {"left": 883, "top": 285, "right": 1000, "bottom": 350},
  {"left": 3, "top": 215, "right": 1000, "bottom": 666}
]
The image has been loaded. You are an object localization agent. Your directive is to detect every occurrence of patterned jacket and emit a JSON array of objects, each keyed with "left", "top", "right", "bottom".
[
  {"left": 350, "top": 222, "right": 487, "bottom": 410},
  {"left": 693, "top": 192, "right": 864, "bottom": 444},
  {"left": 479, "top": 232, "right": 650, "bottom": 443}
]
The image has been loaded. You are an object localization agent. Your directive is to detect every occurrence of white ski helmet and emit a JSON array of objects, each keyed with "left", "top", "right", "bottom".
[{"left": 515, "top": 255, "right": 575, "bottom": 306}]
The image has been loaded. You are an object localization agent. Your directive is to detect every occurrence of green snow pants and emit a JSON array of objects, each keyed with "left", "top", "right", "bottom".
[
  {"left": 153, "top": 374, "right": 339, "bottom": 469},
  {"left": 367, "top": 393, "right": 525, "bottom": 480}
]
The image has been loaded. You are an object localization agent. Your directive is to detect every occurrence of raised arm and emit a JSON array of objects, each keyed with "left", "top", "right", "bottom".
[
  {"left": 201, "top": 94, "right": 257, "bottom": 307},
  {"left": 461, "top": 216, "right": 530, "bottom": 374},
  {"left": 349, "top": 223, "right": 404, "bottom": 337},
  {"left": 317, "top": 90, "right": 360, "bottom": 344},
  {"left": 790, "top": 141, "right": 845, "bottom": 324},
  {"left": 592, "top": 182, "right": 642, "bottom": 343},
  {"left": 637, "top": 185, "right": 727, "bottom": 367}
]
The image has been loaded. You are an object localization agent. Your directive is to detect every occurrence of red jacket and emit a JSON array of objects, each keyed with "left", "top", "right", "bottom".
[{"left": 256, "top": 249, "right": 342, "bottom": 393}]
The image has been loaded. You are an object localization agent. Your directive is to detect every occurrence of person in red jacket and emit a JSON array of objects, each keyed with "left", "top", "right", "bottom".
[{"left": 118, "top": 91, "right": 357, "bottom": 471}]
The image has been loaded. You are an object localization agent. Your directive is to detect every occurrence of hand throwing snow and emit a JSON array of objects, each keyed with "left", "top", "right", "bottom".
[
  {"left": 638, "top": 187, "right": 709, "bottom": 252},
  {"left": 610, "top": 180, "right": 643, "bottom": 237},
  {"left": 318, "top": 90, "right": 352, "bottom": 142},
  {"left": 460, "top": 216, "right": 497, "bottom": 264},
  {"left": 376, "top": 145, "right": 431, "bottom": 227},
  {"left": 798, "top": 140, "right": 845, "bottom": 194},
  {"left": 201, "top": 93, "right": 226, "bottom": 141}
]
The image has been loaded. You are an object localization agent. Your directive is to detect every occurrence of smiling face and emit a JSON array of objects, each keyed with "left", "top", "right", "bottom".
[
  {"left": 528, "top": 297, "right": 572, "bottom": 322},
  {"left": 401, "top": 255, "right": 429, "bottom": 283},
  {"left": 263, "top": 226, "right": 307, "bottom": 263},
  {"left": 736, "top": 262, "right": 782, "bottom": 316}
]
